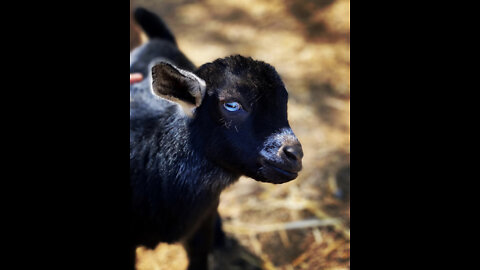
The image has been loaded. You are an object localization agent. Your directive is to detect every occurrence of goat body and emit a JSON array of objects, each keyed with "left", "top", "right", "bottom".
[{"left": 130, "top": 88, "right": 235, "bottom": 245}]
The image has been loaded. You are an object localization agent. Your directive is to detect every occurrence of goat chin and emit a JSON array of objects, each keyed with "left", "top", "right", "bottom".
[{"left": 256, "top": 167, "right": 299, "bottom": 184}]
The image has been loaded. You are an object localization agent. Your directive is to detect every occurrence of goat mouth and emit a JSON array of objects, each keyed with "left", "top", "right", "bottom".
[
  {"left": 270, "top": 165, "right": 298, "bottom": 179},
  {"left": 259, "top": 160, "right": 299, "bottom": 183}
]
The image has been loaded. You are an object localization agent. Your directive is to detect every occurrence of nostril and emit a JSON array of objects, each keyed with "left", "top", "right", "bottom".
[{"left": 283, "top": 145, "right": 303, "bottom": 161}]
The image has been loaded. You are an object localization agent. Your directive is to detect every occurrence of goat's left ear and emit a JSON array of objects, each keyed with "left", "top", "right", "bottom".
[{"left": 151, "top": 62, "right": 206, "bottom": 106}]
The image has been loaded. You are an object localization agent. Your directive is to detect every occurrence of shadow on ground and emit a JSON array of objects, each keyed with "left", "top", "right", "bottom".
[{"left": 212, "top": 237, "right": 263, "bottom": 270}]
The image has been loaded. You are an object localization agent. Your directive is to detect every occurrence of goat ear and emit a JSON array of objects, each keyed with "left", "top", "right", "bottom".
[{"left": 151, "top": 62, "right": 206, "bottom": 106}]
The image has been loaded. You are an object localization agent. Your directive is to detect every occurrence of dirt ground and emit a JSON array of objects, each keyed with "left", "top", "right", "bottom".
[{"left": 130, "top": 0, "right": 350, "bottom": 269}]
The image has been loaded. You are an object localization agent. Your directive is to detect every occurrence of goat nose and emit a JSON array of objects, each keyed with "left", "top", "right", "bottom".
[{"left": 282, "top": 144, "right": 303, "bottom": 162}]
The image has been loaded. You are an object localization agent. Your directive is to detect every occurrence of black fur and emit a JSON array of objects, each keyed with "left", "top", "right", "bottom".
[
  {"left": 134, "top": 7, "right": 177, "bottom": 46},
  {"left": 130, "top": 7, "right": 303, "bottom": 270}
]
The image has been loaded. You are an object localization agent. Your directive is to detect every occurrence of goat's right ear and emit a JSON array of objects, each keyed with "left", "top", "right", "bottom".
[{"left": 151, "top": 62, "right": 206, "bottom": 106}]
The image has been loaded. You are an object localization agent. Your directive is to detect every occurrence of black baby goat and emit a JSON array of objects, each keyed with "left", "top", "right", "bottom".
[{"left": 130, "top": 7, "right": 303, "bottom": 270}]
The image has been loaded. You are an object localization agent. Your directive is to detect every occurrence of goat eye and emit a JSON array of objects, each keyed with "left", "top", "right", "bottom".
[{"left": 223, "top": 102, "right": 241, "bottom": 112}]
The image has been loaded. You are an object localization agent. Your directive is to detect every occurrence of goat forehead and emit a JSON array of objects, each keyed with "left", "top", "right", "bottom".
[{"left": 219, "top": 73, "right": 287, "bottom": 101}]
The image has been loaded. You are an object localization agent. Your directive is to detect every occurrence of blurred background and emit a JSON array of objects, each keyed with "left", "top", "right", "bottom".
[{"left": 130, "top": 0, "right": 350, "bottom": 269}]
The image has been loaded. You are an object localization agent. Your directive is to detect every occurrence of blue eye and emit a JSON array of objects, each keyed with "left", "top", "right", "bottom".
[{"left": 223, "top": 102, "right": 241, "bottom": 112}]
